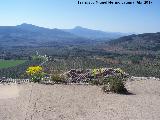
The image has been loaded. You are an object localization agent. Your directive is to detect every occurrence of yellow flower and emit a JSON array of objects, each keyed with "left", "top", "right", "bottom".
[
  {"left": 114, "top": 68, "right": 124, "bottom": 74},
  {"left": 26, "top": 66, "right": 43, "bottom": 75}
]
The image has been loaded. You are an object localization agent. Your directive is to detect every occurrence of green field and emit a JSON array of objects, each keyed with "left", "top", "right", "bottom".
[{"left": 0, "top": 60, "right": 26, "bottom": 69}]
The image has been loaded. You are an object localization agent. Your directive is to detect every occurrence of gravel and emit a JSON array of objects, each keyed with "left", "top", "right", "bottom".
[{"left": 0, "top": 78, "right": 160, "bottom": 120}]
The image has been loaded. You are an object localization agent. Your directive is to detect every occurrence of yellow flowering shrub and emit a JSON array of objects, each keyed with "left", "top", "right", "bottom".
[
  {"left": 92, "top": 68, "right": 97, "bottom": 78},
  {"left": 92, "top": 68, "right": 103, "bottom": 78},
  {"left": 114, "top": 68, "right": 124, "bottom": 74},
  {"left": 26, "top": 66, "right": 43, "bottom": 82},
  {"left": 26, "top": 66, "right": 42, "bottom": 75}
]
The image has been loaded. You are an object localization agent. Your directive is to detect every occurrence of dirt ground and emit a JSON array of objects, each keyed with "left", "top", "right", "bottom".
[
  {"left": 0, "top": 78, "right": 160, "bottom": 120},
  {"left": 0, "top": 84, "right": 19, "bottom": 99}
]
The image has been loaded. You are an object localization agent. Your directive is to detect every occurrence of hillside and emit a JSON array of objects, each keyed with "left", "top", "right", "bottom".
[
  {"left": 0, "top": 25, "right": 160, "bottom": 78},
  {"left": 106, "top": 32, "right": 160, "bottom": 53}
]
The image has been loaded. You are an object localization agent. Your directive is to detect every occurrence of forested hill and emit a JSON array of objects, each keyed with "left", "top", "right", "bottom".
[{"left": 106, "top": 32, "right": 160, "bottom": 52}]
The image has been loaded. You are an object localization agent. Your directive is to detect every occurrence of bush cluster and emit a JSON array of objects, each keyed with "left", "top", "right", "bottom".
[
  {"left": 51, "top": 74, "right": 66, "bottom": 84},
  {"left": 102, "top": 76, "right": 128, "bottom": 94}
]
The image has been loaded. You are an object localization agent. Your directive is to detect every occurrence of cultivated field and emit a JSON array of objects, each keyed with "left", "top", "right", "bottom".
[
  {"left": 0, "top": 60, "right": 26, "bottom": 69},
  {"left": 0, "top": 78, "right": 160, "bottom": 120}
]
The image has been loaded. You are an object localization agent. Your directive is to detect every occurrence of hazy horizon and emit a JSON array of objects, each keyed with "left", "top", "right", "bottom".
[
  {"left": 0, "top": 0, "right": 159, "bottom": 34},
  {"left": 1, "top": 22, "right": 159, "bottom": 35},
  {"left": 0, "top": 23, "right": 137, "bottom": 34}
]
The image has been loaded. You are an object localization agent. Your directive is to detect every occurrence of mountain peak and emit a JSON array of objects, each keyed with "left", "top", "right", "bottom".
[
  {"left": 16, "top": 23, "right": 46, "bottom": 31},
  {"left": 74, "top": 26, "right": 84, "bottom": 29},
  {"left": 17, "top": 23, "right": 37, "bottom": 27},
  {"left": 73, "top": 26, "right": 95, "bottom": 31},
  {"left": 21, "top": 23, "right": 32, "bottom": 25}
]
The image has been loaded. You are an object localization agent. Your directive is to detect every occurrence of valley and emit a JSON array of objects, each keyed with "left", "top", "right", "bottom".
[{"left": 0, "top": 24, "right": 160, "bottom": 79}]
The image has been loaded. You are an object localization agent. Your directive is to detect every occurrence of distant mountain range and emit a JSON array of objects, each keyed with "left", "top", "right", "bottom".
[
  {"left": 62, "top": 26, "right": 129, "bottom": 40},
  {"left": 0, "top": 23, "right": 129, "bottom": 48},
  {"left": 1, "top": 23, "right": 159, "bottom": 53},
  {"left": 0, "top": 23, "right": 87, "bottom": 47}
]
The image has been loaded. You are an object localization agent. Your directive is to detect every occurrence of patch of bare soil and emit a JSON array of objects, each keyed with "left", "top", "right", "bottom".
[
  {"left": 0, "top": 84, "right": 19, "bottom": 99},
  {"left": 0, "top": 78, "right": 160, "bottom": 120}
]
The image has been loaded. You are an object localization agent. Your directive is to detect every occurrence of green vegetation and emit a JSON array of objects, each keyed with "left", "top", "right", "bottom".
[
  {"left": 26, "top": 66, "right": 44, "bottom": 83},
  {"left": 51, "top": 74, "right": 66, "bottom": 84},
  {"left": 1, "top": 46, "right": 160, "bottom": 79},
  {"left": 102, "top": 76, "right": 128, "bottom": 94},
  {"left": 0, "top": 60, "right": 26, "bottom": 69},
  {"left": 1, "top": 32, "right": 160, "bottom": 79},
  {"left": 0, "top": 60, "right": 42, "bottom": 78}
]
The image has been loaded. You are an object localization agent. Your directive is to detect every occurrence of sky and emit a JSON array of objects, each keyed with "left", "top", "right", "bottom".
[{"left": 0, "top": 0, "right": 159, "bottom": 33}]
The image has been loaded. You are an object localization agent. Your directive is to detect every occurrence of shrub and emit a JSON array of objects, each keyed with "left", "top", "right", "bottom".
[
  {"left": 90, "top": 77, "right": 104, "bottom": 85},
  {"left": 102, "top": 85, "right": 110, "bottom": 93},
  {"left": 90, "top": 79, "right": 101, "bottom": 85},
  {"left": 102, "top": 76, "right": 128, "bottom": 94},
  {"left": 51, "top": 74, "right": 66, "bottom": 84},
  {"left": 26, "top": 66, "right": 44, "bottom": 83},
  {"left": 114, "top": 68, "right": 124, "bottom": 74}
]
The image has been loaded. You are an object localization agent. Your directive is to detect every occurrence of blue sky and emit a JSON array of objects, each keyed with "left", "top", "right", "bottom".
[{"left": 0, "top": 0, "right": 159, "bottom": 33}]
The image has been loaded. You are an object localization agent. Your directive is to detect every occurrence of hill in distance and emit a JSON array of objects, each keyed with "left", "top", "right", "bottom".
[
  {"left": 0, "top": 23, "right": 89, "bottom": 47},
  {"left": 104, "top": 32, "right": 160, "bottom": 54},
  {"left": 0, "top": 23, "right": 129, "bottom": 48},
  {"left": 63, "top": 26, "right": 130, "bottom": 40}
]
